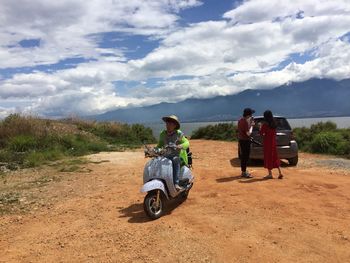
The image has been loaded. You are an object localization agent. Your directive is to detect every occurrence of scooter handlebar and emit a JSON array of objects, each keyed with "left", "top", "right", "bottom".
[{"left": 144, "top": 144, "right": 178, "bottom": 158}]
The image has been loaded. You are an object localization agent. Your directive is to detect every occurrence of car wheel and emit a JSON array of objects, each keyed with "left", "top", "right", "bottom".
[{"left": 288, "top": 155, "right": 298, "bottom": 166}]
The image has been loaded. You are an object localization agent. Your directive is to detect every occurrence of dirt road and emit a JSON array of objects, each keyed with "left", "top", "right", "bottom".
[{"left": 1, "top": 140, "right": 350, "bottom": 262}]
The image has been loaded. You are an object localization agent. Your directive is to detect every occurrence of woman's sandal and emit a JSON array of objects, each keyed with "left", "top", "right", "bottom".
[{"left": 278, "top": 174, "right": 284, "bottom": 179}]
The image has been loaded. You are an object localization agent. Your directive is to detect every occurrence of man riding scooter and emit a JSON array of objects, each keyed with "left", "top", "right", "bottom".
[{"left": 157, "top": 115, "right": 189, "bottom": 191}]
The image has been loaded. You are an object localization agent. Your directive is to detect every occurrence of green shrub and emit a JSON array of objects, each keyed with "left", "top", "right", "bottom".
[
  {"left": 310, "top": 131, "right": 347, "bottom": 155},
  {"left": 60, "top": 135, "right": 88, "bottom": 156},
  {"left": 0, "top": 115, "right": 156, "bottom": 168},
  {"left": 131, "top": 124, "right": 155, "bottom": 144},
  {"left": 66, "top": 118, "right": 156, "bottom": 145},
  {"left": 191, "top": 123, "right": 237, "bottom": 141},
  {"left": 0, "top": 114, "right": 48, "bottom": 140},
  {"left": 86, "top": 140, "right": 109, "bottom": 152},
  {"left": 310, "top": 121, "right": 337, "bottom": 133},
  {"left": 293, "top": 122, "right": 350, "bottom": 158},
  {"left": 293, "top": 127, "right": 313, "bottom": 151},
  {"left": 24, "top": 152, "right": 46, "bottom": 167},
  {"left": 8, "top": 135, "right": 38, "bottom": 152},
  {"left": 41, "top": 148, "right": 63, "bottom": 161},
  {"left": 0, "top": 150, "right": 12, "bottom": 163}
]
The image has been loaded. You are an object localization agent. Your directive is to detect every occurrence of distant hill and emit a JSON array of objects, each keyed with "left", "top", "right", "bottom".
[{"left": 91, "top": 78, "right": 350, "bottom": 123}]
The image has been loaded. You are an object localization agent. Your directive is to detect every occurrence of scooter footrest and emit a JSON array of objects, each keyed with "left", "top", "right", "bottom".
[{"left": 179, "top": 179, "right": 189, "bottom": 186}]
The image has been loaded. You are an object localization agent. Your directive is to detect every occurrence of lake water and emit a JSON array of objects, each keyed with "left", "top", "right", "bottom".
[{"left": 145, "top": 116, "right": 350, "bottom": 137}]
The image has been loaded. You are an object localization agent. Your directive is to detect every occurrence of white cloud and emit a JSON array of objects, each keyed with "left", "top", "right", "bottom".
[
  {"left": 226, "top": 39, "right": 350, "bottom": 90},
  {"left": 2, "top": 37, "right": 350, "bottom": 117},
  {"left": 223, "top": 0, "right": 350, "bottom": 24},
  {"left": 130, "top": 11, "right": 350, "bottom": 78},
  {"left": 27, "top": 89, "right": 146, "bottom": 117},
  {"left": 0, "top": 0, "right": 202, "bottom": 68},
  {"left": 124, "top": 38, "right": 350, "bottom": 103}
]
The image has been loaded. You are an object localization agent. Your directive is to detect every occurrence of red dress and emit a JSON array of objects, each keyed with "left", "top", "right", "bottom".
[{"left": 260, "top": 123, "right": 280, "bottom": 170}]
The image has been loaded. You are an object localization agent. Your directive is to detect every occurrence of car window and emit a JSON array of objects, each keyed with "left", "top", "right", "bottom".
[
  {"left": 275, "top": 118, "right": 291, "bottom": 130},
  {"left": 252, "top": 119, "right": 264, "bottom": 131},
  {"left": 252, "top": 118, "right": 291, "bottom": 131}
]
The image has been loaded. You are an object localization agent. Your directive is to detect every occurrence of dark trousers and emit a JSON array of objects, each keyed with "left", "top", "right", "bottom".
[{"left": 239, "top": 139, "right": 251, "bottom": 172}]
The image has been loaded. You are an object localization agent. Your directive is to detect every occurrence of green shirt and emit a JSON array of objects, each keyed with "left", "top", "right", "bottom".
[{"left": 156, "top": 129, "right": 190, "bottom": 165}]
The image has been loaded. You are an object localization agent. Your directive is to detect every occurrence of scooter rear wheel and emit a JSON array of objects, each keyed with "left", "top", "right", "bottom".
[{"left": 143, "top": 191, "right": 164, "bottom": 220}]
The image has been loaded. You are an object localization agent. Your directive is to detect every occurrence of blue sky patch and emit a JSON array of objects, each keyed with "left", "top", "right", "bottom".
[
  {"left": 179, "top": 0, "right": 239, "bottom": 24},
  {"left": 94, "top": 32, "right": 160, "bottom": 60},
  {"left": 19, "top": 39, "right": 41, "bottom": 48},
  {"left": 340, "top": 32, "right": 350, "bottom": 42},
  {"left": 113, "top": 80, "right": 141, "bottom": 96},
  {"left": 143, "top": 77, "right": 164, "bottom": 88},
  {"left": 167, "top": 75, "right": 194, "bottom": 81},
  {"left": 272, "top": 51, "right": 316, "bottom": 71},
  {"left": 0, "top": 57, "right": 96, "bottom": 79}
]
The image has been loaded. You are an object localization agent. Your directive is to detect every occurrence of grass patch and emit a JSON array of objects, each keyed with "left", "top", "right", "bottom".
[
  {"left": 90, "top": 160, "right": 110, "bottom": 164},
  {"left": 0, "top": 192, "right": 20, "bottom": 215},
  {"left": 48, "top": 157, "right": 107, "bottom": 173},
  {"left": 49, "top": 158, "right": 93, "bottom": 173},
  {"left": 30, "top": 175, "right": 61, "bottom": 186},
  {"left": 59, "top": 165, "right": 82, "bottom": 173},
  {"left": 0, "top": 114, "right": 156, "bottom": 169},
  {"left": 0, "top": 192, "right": 20, "bottom": 204}
]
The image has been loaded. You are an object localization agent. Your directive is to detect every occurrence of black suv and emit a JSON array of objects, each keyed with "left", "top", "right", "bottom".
[{"left": 239, "top": 116, "right": 298, "bottom": 166}]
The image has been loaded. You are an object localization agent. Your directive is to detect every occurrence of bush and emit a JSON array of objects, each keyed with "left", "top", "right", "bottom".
[
  {"left": 8, "top": 135, "right": 38, "bottom": 152},
  {"left": 65, "top": 118, "right": 156, "bottom": 145},
  {"left": 293, "top": 127, "right": 313, "bottom": 151},
  {"left": 24, "top": 152, "right": 46, "bottom": 168},
  {"left": 310, "top": 132, "right": 348, "bottom": 155},
  {"left": 191, "top": 123, "right": 237, "bottom": 141},
  {"left": 293, "top": 121, "right": 350, "bottom": 158},
  {"left": 0, "top": 114, "right": 48, "bottom": 140},
  {"left": 310, "top": 121, "right": 337, "bottom": 133},
  {"left": 0, "top": 115, "right": 156, "bottom": 168}
]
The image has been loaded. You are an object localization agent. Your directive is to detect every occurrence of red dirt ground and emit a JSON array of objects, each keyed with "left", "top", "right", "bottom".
[{"left": 1, "top": 140, "right": 350, "bottom": 262}]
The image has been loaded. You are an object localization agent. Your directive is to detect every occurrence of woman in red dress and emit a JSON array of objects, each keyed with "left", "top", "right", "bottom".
[{"left": 259, "top": 110, "right": 283, "bottom": 179}]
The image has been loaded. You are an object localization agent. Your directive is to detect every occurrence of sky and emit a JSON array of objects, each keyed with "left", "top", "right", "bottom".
[{"left": 0, "top": 0, "right": 350, "bottom": 118}]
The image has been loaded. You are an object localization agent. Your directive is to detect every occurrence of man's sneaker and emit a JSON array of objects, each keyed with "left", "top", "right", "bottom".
[
  {"left": 241, "top": 172, "right": 253, "bottom": 178},
  {"left": 175, "top": 184, "right": 183, "bottom": 191}
]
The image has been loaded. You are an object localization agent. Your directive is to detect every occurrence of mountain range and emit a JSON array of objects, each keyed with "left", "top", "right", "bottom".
[{"left": 91, "top": 78, "right": 350, "bottom": 123}]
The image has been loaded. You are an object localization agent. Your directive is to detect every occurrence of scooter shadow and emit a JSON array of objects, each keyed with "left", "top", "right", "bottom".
[
  {"left": 118, "top": 203, "right": 150, "bottom": 223},
  {"left": 118, "top": 198, "right": 185, "bottom": 224}
]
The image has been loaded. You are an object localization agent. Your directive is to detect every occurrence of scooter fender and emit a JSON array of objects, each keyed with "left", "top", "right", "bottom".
[{"left": 141, "top": 179, "right": 169, "bottom": 199}]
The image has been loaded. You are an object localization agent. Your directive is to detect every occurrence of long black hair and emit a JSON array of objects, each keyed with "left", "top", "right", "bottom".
[{"left": 263, "top": 110, "right": 277, "bottom": 129}]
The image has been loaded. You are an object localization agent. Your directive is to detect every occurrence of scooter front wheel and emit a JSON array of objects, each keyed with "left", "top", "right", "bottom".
[{"left": 143, "top": 190, "right": 164, "bottom": 220}]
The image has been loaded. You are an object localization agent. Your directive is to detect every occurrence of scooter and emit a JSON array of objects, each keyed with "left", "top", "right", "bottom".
[{"left": 141, "top": 143, "right": 194, "bottom": 220}]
